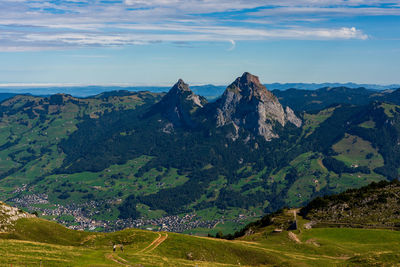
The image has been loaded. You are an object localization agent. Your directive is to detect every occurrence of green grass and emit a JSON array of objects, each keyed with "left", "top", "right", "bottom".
[
  {"left": 283, "top": 149, "right": 386, "bottom": 208},
  {"left": 21, "top": 155, "right": 190, "bottom": 222},
  {"left": 332, "top": 133, "right": 384, "bottom": 169},
  {"left": 230, "top": 166, "right": 267, "bottom": 192},
  {"left": 358, "top": 120, "right": 376, "bottom": 129},
  {"left": 301, "top": 228, "right": 400, "bottom": 246},
  {"left": 3, "top": 212, "right": 400, "bottom": 266},
  {"left": 0, "top": 93, "right": 154, "bottom": 197},
  {"left": 302, "top": 107, "right": 337, "bottom": 137},
  {"left": 0, "top": 239, "right": 92, "bottom": 266},
  {"left": 380, "top": 103, "right": 398, "bottom": 117},
  {"left": 154, "top": 233, "right": 279, "bottom": 266}
]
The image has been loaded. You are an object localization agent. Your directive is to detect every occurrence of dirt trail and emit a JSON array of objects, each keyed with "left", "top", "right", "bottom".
[
  {"left": 292, "top": 209, "right": 297, "bottom": 220},
  {"left": 139, "top": 233, "right": 168, "bottom": 254},
  {"left": 80, "top": 234, "right": 97, "bottom": 245},
  {"left": 138, "top": 233, "right": 161, "bottom": 253},
  {"left": 318, "top": 159, "right": 327, "bottom": 171},
  {"left": 106, "top": 253, "right": 132, "bottom": 266},
  {"left": 104, "top": 232, "right": 169, "bottom": 266},
  {"left": 147, "top": 233, "right": 168, "bottom": 252},
  {"left": 288, "top": 232, "right": 301, "bottom": 243}
]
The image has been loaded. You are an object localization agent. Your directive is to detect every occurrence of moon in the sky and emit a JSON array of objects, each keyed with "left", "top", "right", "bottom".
[{"left": 228, "top": 40, "right": 236, "bottom": 51}]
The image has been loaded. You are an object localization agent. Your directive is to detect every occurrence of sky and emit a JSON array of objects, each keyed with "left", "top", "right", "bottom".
[{"left": 0, "top": 0, "right": 399, "bottom": 86}]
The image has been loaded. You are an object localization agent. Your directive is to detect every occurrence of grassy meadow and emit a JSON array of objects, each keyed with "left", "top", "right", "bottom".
[{"left": 1, "top": 212, "right": 400, "bottom": 266}]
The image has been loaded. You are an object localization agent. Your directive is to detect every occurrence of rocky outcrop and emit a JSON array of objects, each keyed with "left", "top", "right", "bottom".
[
  {"left": 147, "top": 73, "right": 301, "bottom": 139},
  {"left": 215, "top": 72, "right": 302, "bottom": 141},
  {"left": 148, "top": 79, "right": 207, "bottom": 128},
  {"left": 0, "top": 201, "right": 35, "bottom": 232},
  {"left": 285, "top": 106, "right": 302, "bottom": 127}
]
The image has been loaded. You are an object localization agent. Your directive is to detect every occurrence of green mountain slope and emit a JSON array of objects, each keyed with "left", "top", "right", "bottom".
[
  {"left": 1, "top": 73, "right": 400, "bottom": 234},
  {"left": 273, "top": 86, "right": 400, "bottom": 112},
  {"left": 0, "top": 91, "right": 161, "bottom": 190},
  {"left": 300, "top": 180, "right": 400, "bottom": 228}
]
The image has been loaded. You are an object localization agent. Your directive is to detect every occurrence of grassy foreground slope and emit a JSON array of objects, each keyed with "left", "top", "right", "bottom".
[{"left": 2, "top": 201, "right": 400, "bottom": 266}]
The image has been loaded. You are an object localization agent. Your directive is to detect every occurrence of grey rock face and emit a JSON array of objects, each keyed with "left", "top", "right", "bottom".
[
  {"left": 216, "top": 72, "right": 302, "bottom": 141},
  {"left": 285, "top": 106, "right": 302, "bottom": 128},
  {"left": 149, "top": 73, "right": 301, "bottom": 140}
]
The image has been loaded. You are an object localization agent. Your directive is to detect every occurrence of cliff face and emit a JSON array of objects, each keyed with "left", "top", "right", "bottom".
[
  {"left": 148, "top": 73, "right": 301, "bottom": 140},
  {"left": 215, "top": 72, "right": 302, "bottom": 140}
]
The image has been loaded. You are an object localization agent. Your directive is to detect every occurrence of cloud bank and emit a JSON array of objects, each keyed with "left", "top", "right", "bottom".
[{"left": 0, "top": 0, "right": 396, "bottom": 51}]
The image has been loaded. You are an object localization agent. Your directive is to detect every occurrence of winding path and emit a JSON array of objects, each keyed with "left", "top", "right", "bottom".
[
  {"left": 105, "top": 232, "right": 169, "bottom": 266},
  {"left": 139, "top": 233, "right": 168, "bottom": 253},
  {"left": 106, "top": 253, "right": 132, "bottom": 266},
  {"left": 147, "top": 233, "right": 168, "bottom": 252}
]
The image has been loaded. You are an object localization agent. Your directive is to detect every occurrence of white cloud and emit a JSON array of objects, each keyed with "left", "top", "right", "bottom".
[
  {"left": 0, "top": 0, "right": 393, "bottom": 51},
  {"left": 10, "top": 26, "right": 367, "bottom": 50}
]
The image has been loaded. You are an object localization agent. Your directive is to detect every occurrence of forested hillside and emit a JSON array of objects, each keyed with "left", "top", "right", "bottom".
[
  {"left": 300, "top": 179, "right": 400, "bottom": 228},
  {"left": 274, "top": 86, "right": 400, "bottom": 111},
  {"left": 0, "top": 73, "right": 399, "bottom": 234}
]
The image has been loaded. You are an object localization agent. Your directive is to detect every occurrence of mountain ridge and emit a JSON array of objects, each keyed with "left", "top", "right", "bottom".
[
  {"left": 0, "top": 82, "right": 399, "bottom": 98},
  {"left": 145, "top": 72, "right": 302, "bottom": 141},
  {"left": 1, "top": 72, "right": 400, "bottom": 235}
]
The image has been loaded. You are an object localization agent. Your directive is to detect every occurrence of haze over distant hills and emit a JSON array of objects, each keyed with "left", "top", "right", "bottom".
[
  {"left": 0, "top": 82, "right": 399, "bottom": 99},
  {"left": 267, "top": 82, "right": 400, "bottom": 91}
]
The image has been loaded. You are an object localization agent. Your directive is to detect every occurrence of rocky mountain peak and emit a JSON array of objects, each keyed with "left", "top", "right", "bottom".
[
  {"left": 216, "top": 72, "right": 302, "bottom": 141},
  {"left": 239, "top": 72, "right": 261, "bottom": 85},
  {"left": 164, "top": 79, "right": 206, "bottom": 108},
  {"left": 170, "top": 79, "right": 191, "bottom": 93},
  {"left": 147, "top": 79, "right": 207, "bottom": 129},
  {"left": 227, "top": 72, "right": 275, "bottom": 101}
]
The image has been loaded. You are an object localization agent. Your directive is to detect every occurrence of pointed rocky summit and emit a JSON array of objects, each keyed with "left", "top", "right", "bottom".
[
  {"left": 148, "top": 79, "right": 207, "bottom": 128},
  {"left": 215, "top": 72, "right": 301, "bottom": 140}
]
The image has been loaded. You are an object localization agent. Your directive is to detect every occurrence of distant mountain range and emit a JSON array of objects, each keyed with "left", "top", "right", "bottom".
[
  {"left": 267, "top": 82, "right": 400, "bottom": 91},
  {"left": 274, "top": 86, "right": 400, "bottom": 112},
  {"left": 0, "top": 82, "right": 398, "bottom": 100}
]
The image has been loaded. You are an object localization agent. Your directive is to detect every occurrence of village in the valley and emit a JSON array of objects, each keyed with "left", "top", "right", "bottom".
[{"left": 8, "top": 192, "right": 250, "bottom": 233}]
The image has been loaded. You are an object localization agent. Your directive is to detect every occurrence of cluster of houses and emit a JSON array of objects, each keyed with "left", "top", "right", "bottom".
[
  {"left": 10, "top": 193, "right": 49, "bottom": 205},
  {"left": 9, "top": 193, "right": 245, "bottom": 233},
  {"left": 114, "top": 214, "right": 220, "bottom": 233}
]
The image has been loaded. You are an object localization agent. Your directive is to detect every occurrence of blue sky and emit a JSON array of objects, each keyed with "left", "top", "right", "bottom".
[{"left": 0, "top": 0, "right": 399, "bottom": 86}]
